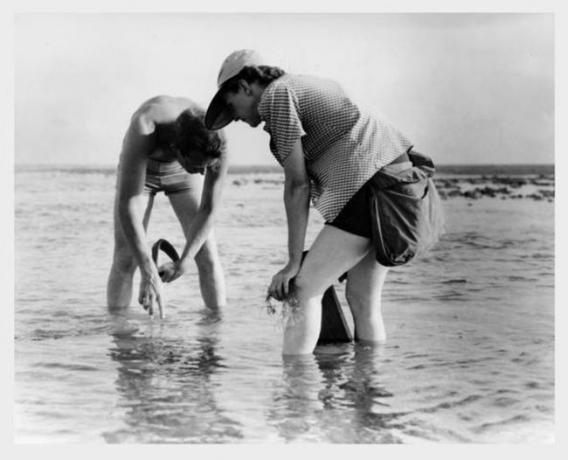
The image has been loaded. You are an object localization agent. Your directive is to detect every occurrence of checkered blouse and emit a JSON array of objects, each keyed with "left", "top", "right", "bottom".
[{"left": 258, "top": 73, "right": 414, "bottom": 222}]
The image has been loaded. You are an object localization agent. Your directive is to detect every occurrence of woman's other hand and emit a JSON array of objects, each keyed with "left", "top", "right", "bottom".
[{"left": 267, "top": 260, "right": 302, "bottom": 301}]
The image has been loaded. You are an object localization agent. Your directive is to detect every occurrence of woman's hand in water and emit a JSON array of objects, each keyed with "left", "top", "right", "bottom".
[
  {"left": 267, "top": 260, "right": 302, "bottom": 302},
  {"left": 159, "top": 260, "right": 186, "bottom": 283},
  {"left": 138, "top": 266, "right": 164, "bottom": 319}
]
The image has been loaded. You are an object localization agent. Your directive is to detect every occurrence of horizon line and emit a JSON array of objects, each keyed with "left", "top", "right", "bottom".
[{"left": 13, "top": 162, "right": 556, "bottom": 168}]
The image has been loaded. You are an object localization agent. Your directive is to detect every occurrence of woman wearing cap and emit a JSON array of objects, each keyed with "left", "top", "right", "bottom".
[{"left": 206, "top": 50, "right": 436, "bottom": 355}]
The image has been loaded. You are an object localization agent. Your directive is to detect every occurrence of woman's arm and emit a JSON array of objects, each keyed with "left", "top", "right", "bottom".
[
  {"left": 268, "top": 138, "right": 310, "bottom": 301},
  {"left": 283, "top": 139, "right": 310, "bottom": 269}
]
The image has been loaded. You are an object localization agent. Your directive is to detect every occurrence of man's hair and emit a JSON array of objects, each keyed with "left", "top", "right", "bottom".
[
  {"left": 173, "top": 109, "right": 226, "bottom": 160},
  {"left": 221, "top": 65, "right": 286, "bottom": 93}
]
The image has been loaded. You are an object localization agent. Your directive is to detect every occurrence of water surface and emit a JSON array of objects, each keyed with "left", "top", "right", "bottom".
[{"left": 14, "top": 166, "right": 554, "bottom": 443}]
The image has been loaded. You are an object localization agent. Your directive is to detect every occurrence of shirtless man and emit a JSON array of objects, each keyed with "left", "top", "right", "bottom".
[{"left": 107, "top": 95, "right": 228, "bottom": 318}]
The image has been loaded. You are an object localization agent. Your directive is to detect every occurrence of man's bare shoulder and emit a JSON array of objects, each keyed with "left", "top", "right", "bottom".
[{"left": 134, "top": 96, "right": 204, "bottom": 125}]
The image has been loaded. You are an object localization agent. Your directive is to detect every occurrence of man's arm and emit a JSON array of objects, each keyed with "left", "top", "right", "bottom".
[
  {"left": 117, "top": 113, "right": 154, "bottom": 270},
  {"left": 162, "top": 149, "right": 229, "bottom": 282},
  {"left": 116, "top": 111, "right": 164, "bottom": 316}
]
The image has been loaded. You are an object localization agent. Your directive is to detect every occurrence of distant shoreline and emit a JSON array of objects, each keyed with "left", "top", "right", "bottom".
[{"left": 14, "top": 163, "right": 555, "bottom": 176}]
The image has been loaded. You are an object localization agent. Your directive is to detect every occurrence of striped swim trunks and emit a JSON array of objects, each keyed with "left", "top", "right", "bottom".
[{"left": 144, "top": 158, "right": 203, "bottom": 196}]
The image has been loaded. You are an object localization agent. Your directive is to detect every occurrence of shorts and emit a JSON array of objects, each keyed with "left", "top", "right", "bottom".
[
  {"left": 326, "top": 152, "right": 412, "bottom": 238},
  {"left": 144, "top": 158, "right": 202, "bottom": 196}
]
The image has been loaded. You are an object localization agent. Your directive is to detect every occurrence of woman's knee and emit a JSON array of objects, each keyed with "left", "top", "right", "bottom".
[
  {"left": 345, "top": 287, "right": 369, "bottom": 315},
  {"left": 346, "top": 285, "right": 382, "bottom": 316},
  {"left": 292, "top": 271, "right": 326, "bottom": 302},
  {"left": 345, "top": 287, "right": 361, "bottom": 310}
]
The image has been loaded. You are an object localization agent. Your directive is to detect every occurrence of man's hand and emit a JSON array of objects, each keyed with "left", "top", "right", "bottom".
[
  {"left": 138, "top": 267, "right": 164, "bottom": 319},
  {"left": 267, "top": 260, "right": 302, "bottom": 302},
  {"left": 158, "top": 260, "right": 187, "bottom": 283}
]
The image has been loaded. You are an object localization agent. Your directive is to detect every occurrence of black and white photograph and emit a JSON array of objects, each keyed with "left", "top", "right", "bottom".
[{"left": 6, "top": 1, "right": 563, "bottom": 448}]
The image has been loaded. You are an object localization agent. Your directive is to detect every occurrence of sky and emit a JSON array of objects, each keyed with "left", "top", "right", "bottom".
[{"left": 13, "top": 12, "right": 555, "bottom": 166}]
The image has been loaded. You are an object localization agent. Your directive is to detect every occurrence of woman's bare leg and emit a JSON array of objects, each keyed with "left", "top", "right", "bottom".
[
  {"left": 282, "top": 225, "right": 371, "bottom": 355},
  {"left": 345, "top": 249, "right": 389, "bottom": 344}
]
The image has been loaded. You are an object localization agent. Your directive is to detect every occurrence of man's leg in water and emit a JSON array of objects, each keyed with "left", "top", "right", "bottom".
[
  {"left": 107, "top": 192, "right": 155, "bottom": 309},
  {"left": 168, "top": 185, "right": 227, "bottom": 310}
]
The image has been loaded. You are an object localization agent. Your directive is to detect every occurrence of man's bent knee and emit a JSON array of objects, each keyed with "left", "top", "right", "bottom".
[
  {"left": 111, "top": 251, "right": 137, "bottom": 275},
  {"left": 195, "top": 241, "right": 220, "bottom": 270}
]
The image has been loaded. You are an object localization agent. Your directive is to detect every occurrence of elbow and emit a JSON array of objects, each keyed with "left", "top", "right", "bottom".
[
  {"left": 117, "top": 196, "right": 136, "bottom": 223},
  {"left": 198, "top": 199, "right": 215, "bottom": 217},
  {"left": 200, "top": 204, "right": 214, "bottom": 217},
  {"left": 285, "top": 178, "right": 310, "bottom": 193},
  {"left": 117, "top": 199, "right": 128, "bottom": 219},
  {"left": 117, "top": 204, "right": 130, "bottom": 229},
  {"left": 284, "top": 180, "right": 310, "bottom": 205}
]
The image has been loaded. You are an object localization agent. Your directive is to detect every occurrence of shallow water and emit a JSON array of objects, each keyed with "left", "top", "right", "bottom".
[{"left": 14, "top": 167, "right": 554, "bottom": 443}]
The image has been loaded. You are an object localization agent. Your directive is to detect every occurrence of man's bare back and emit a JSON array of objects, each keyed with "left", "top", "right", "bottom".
[{"left": 129, "top": 96, "right": 205, "bottom": 162}]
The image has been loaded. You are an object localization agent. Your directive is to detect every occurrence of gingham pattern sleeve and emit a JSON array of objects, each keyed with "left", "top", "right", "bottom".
[
  {"left": 263, "top": 83, "right": 306, "bottom": 165},
  {"left": 259, "top": 74, "right": 414, "bottom": 221}
]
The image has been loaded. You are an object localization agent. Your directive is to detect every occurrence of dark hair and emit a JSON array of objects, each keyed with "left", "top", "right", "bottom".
[
  {"left": 221, "top": 65, "right": 286, "bottom": 94},
  {"left": 173, "top": 109, "right": 226, "bottom": 160}
]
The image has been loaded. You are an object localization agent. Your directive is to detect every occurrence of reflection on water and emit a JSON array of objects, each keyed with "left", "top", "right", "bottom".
[
  {"left": 103, "top": 309, "right": 243, "bottom": 443},
  {"left": 103, "top": 309, "right": 405, "bottom": 444},
  {"left": 267, "top": 345, "right": 400, "bottom": 443}
]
